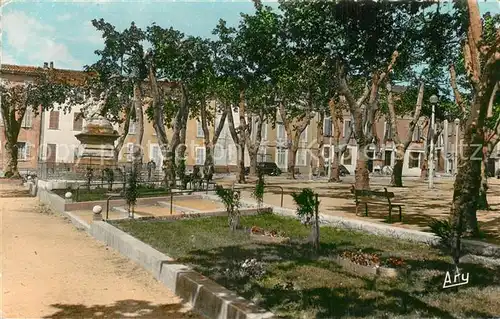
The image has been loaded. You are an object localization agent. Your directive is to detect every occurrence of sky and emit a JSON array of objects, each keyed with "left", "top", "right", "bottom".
[{"left": 1, "top": 0, "right": 498, "bottom": 71}]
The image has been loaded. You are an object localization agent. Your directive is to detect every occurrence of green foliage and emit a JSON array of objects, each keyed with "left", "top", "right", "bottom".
[
  {"left": 176, "top": 158, "right": 188, "bottom": 188},
  {"left": 215, "top": 185, "right": 240, "bottom": 212},
  {"left": 291, "top": 188, "right": 319, "bottom": 220},
  {"left": 125, "top": 167, "right": 139, "bottom": 209},
  {"left": 103, "top": 168, "right": 114, "bottom": 191},
  {"left": 252, "top": 170, "right": 265, "bottom": 208},
  {"left": 215, "top": 185, "right": 241, "bottom": 230},
  {"left": 429, "top": 218, "right": 453, "bottom": 249}
]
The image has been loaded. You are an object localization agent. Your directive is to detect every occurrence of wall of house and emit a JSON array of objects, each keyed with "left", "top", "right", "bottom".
[{"left": 39, "top": 104, "right": 88, "bottom": 163}]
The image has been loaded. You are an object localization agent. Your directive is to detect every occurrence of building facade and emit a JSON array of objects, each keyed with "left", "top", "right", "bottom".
[{"left": 2, "top": 63, "right": 498, "bottom": 177}]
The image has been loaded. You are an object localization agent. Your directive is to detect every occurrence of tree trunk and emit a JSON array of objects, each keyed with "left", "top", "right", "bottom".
[
  {"left": 330, "top": 149, "right": 341, "bottom": 182},
  {"left": 355, "top": 145, "right": 370, "bottom": 190},
  {"left": 316, "top": 113, "right": 325, "bottom": 176},
  {"left": 237, "top": 141, "right": 246, "bottom": 184},
  {"left": 391, "top": 145, "right": 405, "bottom": 187},
  {"left": 114, "top": 102, "right": 132, "bottom": 161},
  {"left": 477, "top": 158, "right": 489, "bottom": 210},
  {"left": 4, "top": 139, "right": 20, "bottom": 178},
  {"left": 249, "top": 149, "right": 258, "bottom": 176},
  {"left": 132, "top": 82, "right": 144, "bottom": 166},
  {"left": 287, "top": 144, "right": 298, "bottom": 179}
]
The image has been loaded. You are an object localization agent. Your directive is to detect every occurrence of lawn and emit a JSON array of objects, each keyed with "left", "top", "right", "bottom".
[
  {"left": 112, "top": 213, "right": 500, "bottom": 318},
  {"left": 53, "top": 185, "right": 171, "bottom": 202}
]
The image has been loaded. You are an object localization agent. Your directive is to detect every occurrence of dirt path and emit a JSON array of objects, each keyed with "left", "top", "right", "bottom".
[{"left": 0, "top": 182, "right": 200, "bottom": 318}]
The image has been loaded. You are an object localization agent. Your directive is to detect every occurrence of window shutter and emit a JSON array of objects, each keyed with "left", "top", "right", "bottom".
[
  {"left": 73, "top": 113, "right": 83, "bottom": 131},
  {"left": 127, "top": 143, "right": 134, "bottom": 161},
  {"left": 49, "top": 111, "right": 59, "bottom": 130},
  {"left": 25, "top": 142, "right": 31, "bottom": 159}
]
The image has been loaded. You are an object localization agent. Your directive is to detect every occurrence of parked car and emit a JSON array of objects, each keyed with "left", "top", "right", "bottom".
[
  {"left": 338, "top": 164, "right": 350, "bottom": 176},
  {"left": 245, "top": 162, "right": 282, "bottom": 176}
]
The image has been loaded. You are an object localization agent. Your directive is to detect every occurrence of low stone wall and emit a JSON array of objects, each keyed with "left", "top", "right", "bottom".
[{"left": 89, "top": 221, "right": 275, "bottom": 319}]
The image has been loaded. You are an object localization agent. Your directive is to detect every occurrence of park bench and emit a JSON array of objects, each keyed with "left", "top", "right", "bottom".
[{"left": 350, "top": 185, "right": 404, "bottom": 223}]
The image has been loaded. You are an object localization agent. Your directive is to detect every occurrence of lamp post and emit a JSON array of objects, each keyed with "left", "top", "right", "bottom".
[
  {"left": 428, "top": 94, "right": 439, "bottom": 189},
  {"left": 454, "top": 118, "right": 460, "bottom": 175},
  {"left": 327, "top": 117, "right": 333, "bottom": 180}
]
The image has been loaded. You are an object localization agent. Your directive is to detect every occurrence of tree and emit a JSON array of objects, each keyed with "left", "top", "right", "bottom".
[
  {"left": 213, "top": 5, "right": 280, "bottom": 182},
  {"left": 278, "top": 1, "right": 438, "bottom": 189},
  {"left": 385, "top": 82, "right": 425, "bottom": 187},
  {"left": 448, "top": 0, "right": 499, "bottom": 266},
  {"left": 0, "top": 69, "right": 77, "bottom": 178},
  {"left": 328, "top": 97, "right": 353, "bottom": 182},
  {"left": 85, "top": 19, "right": 147, "bottom": 164},
  {"left": 291, "top": 188, "right": 320, "bottom": 252},
  {"left": 146, "top": 27, "right": 211, "bottom": 186}
]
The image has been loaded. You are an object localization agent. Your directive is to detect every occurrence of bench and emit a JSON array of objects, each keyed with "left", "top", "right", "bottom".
[{"left": 350, "top": 185, "right": 404, "bottom": 223}]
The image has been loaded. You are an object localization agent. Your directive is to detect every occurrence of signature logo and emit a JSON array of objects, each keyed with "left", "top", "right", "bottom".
[{"left": 443, "top": 267, "right": 469, "bottom": 289}]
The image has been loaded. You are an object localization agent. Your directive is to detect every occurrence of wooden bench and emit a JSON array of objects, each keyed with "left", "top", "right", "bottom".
[{"left": 350, "top": 185, "right": 404, "bottom": 223}]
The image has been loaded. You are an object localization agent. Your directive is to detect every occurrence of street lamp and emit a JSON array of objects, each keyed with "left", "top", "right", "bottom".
[
  {"left": 327, "top": 117, "right": 333, "bottom": 180},
  {"left": 428, "top": 94, "right": 439, "bottom": 189},
  {"left": 454, "top": 118, "right": 460, "bottom": 175}
]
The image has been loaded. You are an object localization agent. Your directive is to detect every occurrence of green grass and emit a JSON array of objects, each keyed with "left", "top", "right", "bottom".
[
  {"left": 112, "top": 214, "right": 500, "bottom": 318},
  {"left": 53, "top": 185, "right": 171, "bottom": 202}
]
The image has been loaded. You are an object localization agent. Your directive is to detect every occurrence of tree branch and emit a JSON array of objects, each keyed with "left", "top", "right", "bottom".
[{"left": 449, "top": 64, "right": 466, "bottom": 114}]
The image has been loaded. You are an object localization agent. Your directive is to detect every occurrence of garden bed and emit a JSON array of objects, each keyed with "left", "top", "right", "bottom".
[
  {"left": 111, "top": 213, "right": 500, "bottom": 318},
  {"left": 53, "top": 185, "right": 171, "bottom": 202}
]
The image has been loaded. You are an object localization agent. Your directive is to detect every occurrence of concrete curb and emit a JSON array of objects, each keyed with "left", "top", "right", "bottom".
[
  {"left": 89, "top": 221, "right": 275, "bottom": 319},
  {"left": 61, "top": 211, "right": 90, "bottom": 231},
  {"left": 201, "top": 194, "right": 500, "bottom": 259}
]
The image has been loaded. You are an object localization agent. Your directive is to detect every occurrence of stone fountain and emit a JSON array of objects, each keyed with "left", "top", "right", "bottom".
[{"left": 75, "top": 93, "right": 119, "bottom": 166}]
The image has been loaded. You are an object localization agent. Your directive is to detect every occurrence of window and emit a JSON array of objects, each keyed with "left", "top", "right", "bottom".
[
  {"left": 49, "top": 111, "right": 59, "bottom": 130},
  {"left": 343, "top": 120, "right": 351, "bottom": 138},
  {"left": 324, "top": 117, "right": 333, "bottom": 137},
  {"left": 257, "top": 146, "right": 267, "bottom": 162},
  {"left": 277, "top": 123, "right": 286, "bottom": 142},
  {"left": 46, "top": 143, "right": 57, "bottom": 162},
  {"left": 126, "top": 143, "right": 134, "bottom": 162},
  {"left": 17, "top": 142, "right": 30, "bottom": 161},
  {"left": 409, "top": 152, "right": 420, "bottom": 168},
  {"left": 300, "top": 126, "right": 308, "bottom": 142},
  {"left": 412, "top": 126, "right": 421, "bottom": 141},
  {"left": 150, "top": 144, "right": 162, "bottom": 168},
  {"left": 277, "top": 148, "right": 287, "bottom": 167},
  {"left": 384, "top": 121, "right": 393, "bottom": 140},
  {"left": 195, "top": 147, "right": 206, "bottom": 165},
  {"left": 261, "top": 122, "right": 268, "bottom": 140},
  {"left": 296, "top": 149, "right": 307, "bottom": 166},
  {"left": 323, "top": 146, "right": 330, "bottom": 161},
  {"left": 128, "top": 121, "right": 136, "bottom": 134},
  {"left": 384, "top": 150, "right": 392, "bottom": 166},
  {"left": 196, "top": 120, "right": 204, "bottom": 138},
  {"left": 342, "top": 148, "right": 352, "bottom": 165},
  {"left": 73, "top": 112, "right": 83, "bottom": 131},
  {"left": 21, "top": 111, "right": 32, "bottom": 128}
]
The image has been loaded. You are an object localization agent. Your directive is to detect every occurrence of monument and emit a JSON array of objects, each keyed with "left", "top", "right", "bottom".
[{"left": 75, "top": 93, "right": 120, "bottom": 166}]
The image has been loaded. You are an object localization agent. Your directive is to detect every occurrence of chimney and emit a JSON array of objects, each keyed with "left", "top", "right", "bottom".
[
  {"left": 49, "top": 61, "right": 54, "bottom": 69},
  {"left": 43, "top": 62, "right": 48, "bottom": 69}
]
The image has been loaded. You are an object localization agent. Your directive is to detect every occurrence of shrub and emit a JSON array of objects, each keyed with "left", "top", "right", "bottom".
[
  {"left": 215, "top": 185, "right": 241, "bottom": 231},
  {"left": 252, "top": 170, "right": 265, "bottom": 212},
  {"left": 125, "top": 166, "right": 139, "bottom": 218},
  {"left": 291, "top": 188, "right": 320, "bottom": 252}
]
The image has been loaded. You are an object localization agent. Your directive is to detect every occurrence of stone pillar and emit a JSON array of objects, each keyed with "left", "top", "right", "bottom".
[
  {"left": 64, "top": 191, "right": 73, "bottom": 204},
  {"left": 93, "top": 205, "right": 103, "bottom": 221}
]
